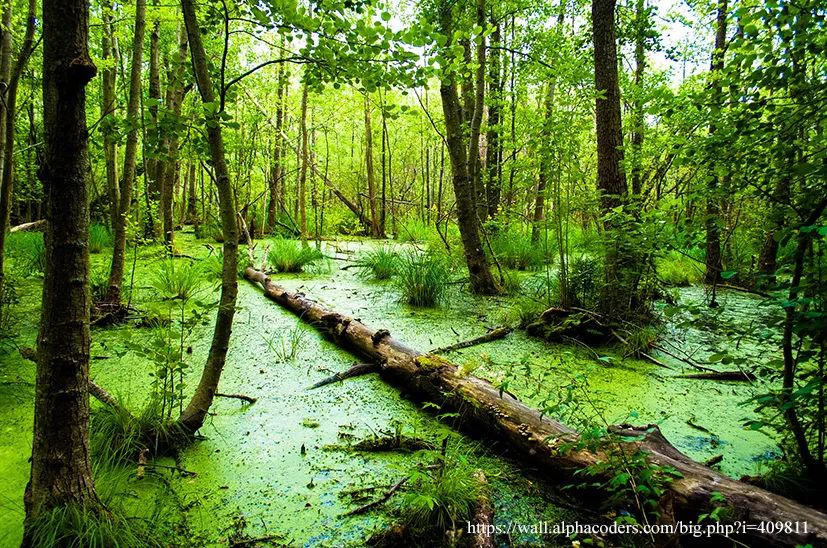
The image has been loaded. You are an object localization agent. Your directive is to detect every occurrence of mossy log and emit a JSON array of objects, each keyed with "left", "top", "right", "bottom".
[{"left": 244, "top": 267, "right": 827, "bottom": 547}]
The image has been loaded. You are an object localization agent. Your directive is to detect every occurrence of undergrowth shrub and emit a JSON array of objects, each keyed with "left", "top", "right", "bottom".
[
  {"left": 395, "top": 251, "right": 450, "bottom": 307},
  {"left": 401, "top": 443, "right": 480, "bottom": 532}
]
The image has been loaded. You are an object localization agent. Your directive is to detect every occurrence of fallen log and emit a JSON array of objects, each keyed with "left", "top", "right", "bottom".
[
  {"left": 470, "top": 470, "right": 495, "bottom": 548},
  {"left": 678, "top": 370, "right": 756, "bottom": 381},
  {"left": 244, "top": 267, "right": 827, "bottom": 547},
  {"left": 430, "top": 326, "right": 512, "bottom": 354},
  {"left": 9, "top": 219, "right": 45, "bottom": 232},
  {"left": 308, "top": 362, "right": 377, "bottom": 389}
]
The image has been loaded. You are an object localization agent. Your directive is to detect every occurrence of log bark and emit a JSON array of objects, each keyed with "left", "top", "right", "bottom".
[
  {"left": 9, "top": 219, "right": 46, "bottom": 232},
  {"left": 244, "top": 267, "right": 827, "bottom": 547}
]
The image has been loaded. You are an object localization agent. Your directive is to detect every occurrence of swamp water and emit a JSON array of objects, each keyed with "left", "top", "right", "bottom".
[{"left": 0, "top": 234, "right": 779, "bottom": 546}]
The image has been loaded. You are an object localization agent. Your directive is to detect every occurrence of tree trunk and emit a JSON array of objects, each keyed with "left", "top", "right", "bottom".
[
  {"left": 630, "top": 0, "right": 646, "bottom": 197},
  {"left": 0, "top": 0, "right": 37, "bottom": 312},
  {"left": 160, "top": 26, "right": 189, "bottom": 252},
  {"left": 298, "top": 80, "right": 309, "bottom": 239},
  {"left": 469, "top": 0, "right": 487, "bottom": 222},
  {"left": 177, "top": 0, "right": 239, "bottom": 433},
  {"left": 101, "top": 1, "right": 119, "bottom": 231},
  {"left": 244, "top": 267, "right": 827, "bottom": 548},
  {"left": 485, "top": 22, "right": 502, "bottom": 220},
  {"left": 364, "top": 93, "right": 381, "bottom": 237},
  {"left": 106, "top": 0, "right": 147, "bottom": 304},
  {"left": 704, "top": 0, "right": 727, "bottom": 285},
  {"left": 438, "top": 4, "right": 497, "bottom": 295},
  {"left": 23, "top": 0, "right": 100, "bottom": 539},
  {"left": 593, "top": 0, "right": 631, "bottom": 315},
  {"left": 266, "top": 60, "right": 286, "bottom": 233},
  {"left": 531, "top": 83, "right": 555, "bottom": 245}
]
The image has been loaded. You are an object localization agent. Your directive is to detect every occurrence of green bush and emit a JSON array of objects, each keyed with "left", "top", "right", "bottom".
[
  {"left": 267, "top": 238, "right": 324, "bottom": 273},
  {"left": 395, "top": 251, "right": 450, "bottom": 307},
  {"left": 357, "top": 245, "right": 400, "bottom": 280},
  {"left": 88, "top": 223, "right": 113, "bottom": 254}
]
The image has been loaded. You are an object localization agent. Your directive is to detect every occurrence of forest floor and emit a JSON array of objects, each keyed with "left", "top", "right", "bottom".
[{"left": 0, "top": 230, "right": 780, "bottom": 546}]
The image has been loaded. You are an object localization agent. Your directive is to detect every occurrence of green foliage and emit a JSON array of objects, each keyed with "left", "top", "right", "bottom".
[
  {"left": 89, "top": 266, "right": 109, "bottom": 303},
  {"left": 90, "top": 398, "right": 185, "bottom": 462},
  {"left": 195, "top": 218, "right": 223, "bottom": 242},
  {"left": 395, "top": 250, "right": 450, "bottom": 307},
  {"left": 566, "top": 256, "right": 603, "bottom": 311},
  {"left": 490, "top": 228, "right": 550, "bottom": 271},
  {"left": 267, "top": 238, "right": 324, "bottom": 273},
  {"left": 401, "top": 443, "right": 480, "bottom": 532},
  {"left": 356, "top": 245, "right": 400, "bottom": 280},
  {"left": 655, "top": 250, "right": 704, "bottom": 287},
  {"left": 88, "top": 223, "right": 113, "bottom": 254}
]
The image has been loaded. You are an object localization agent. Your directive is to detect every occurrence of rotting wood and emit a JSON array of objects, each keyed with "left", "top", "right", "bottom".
[
  {"left": 244, "top": 266, "right": 827, "bottom": 547},
  {"left": 430, "top": 326, "right": 512, "bottom": 354}
]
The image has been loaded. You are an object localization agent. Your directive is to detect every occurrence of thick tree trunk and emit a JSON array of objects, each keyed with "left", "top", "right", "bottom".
[
  {"left": 593, "top": 0, "right": 634, "bottom": 316},
  {"left": 438, "top": 5, "right": 497, "bottom": 296},
  {"left": 0, "top": 0, "right": 37, "bottom": 311},
  {"left": 704, "top": 0, "right": 727, "bottom": 285},
  {"left": 106, "top": 0, "right": 147, "bottom": 304},
  {"left": 244, "top": 267, "right": 827, "bottom": 547},
  {"left": 23, "top": 0, "right": 100, "bottom": 539},
  {"left": 177, "top": 0, "right": 239, "bottom": 433}
]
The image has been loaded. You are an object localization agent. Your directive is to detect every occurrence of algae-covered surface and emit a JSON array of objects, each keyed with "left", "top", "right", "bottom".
[{"left": 0, "top": 232, "right": 780, "bottom": 546}]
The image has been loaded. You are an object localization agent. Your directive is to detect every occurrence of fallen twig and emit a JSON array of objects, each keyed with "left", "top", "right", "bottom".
[
  {"left": 346, "top": 477, "right": 408, "bottom": 516},
  {"left": 431, "top": 326, "right": 512, "bottom": 354},
  {"left": 215, "top": 392, "right": 257, "bottom": 404},
  {"left": 308, "top": 362, "right": 377, "bottom": 389}
]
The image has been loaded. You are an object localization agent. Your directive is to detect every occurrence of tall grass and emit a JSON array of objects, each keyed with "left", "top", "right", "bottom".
[
  {"left": 490, "top": 228, "right": 550, "bottom": 271},
  {"left": 655, "top": 249, "right": 705, "bottom": 287},
  {"left": 267, "top": 238, "right": 324, "bottom": 273},
  {"left": 395, "top": 251, "right": 450, "bottom": 307},
  {"left": 4, "top": 231, "right": 45, "bottom": 273},
  {"left": 357, "top": 245, "right": 400, "bottom": 280},
  {"left": 88, "top": 223, "right": 113, "bottom": 254}
]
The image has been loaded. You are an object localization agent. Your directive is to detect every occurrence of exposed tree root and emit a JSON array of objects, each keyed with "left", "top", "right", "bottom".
[
  {"left": 215, "top": 392, "right": 257, "bottom": 404},
  {"left": 678, "top": 370, "right": 756, "bottom": 381}
]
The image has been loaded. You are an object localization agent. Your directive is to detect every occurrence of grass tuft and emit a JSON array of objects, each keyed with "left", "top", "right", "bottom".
[
  {"left": 655, "top": 250, "right": 705, "bottom": 287},
  {"left": 357, "top": 245, "right": 400, "bottom": 280},
  {"left": 5, "top": 231, "right": 46, "bottom": 273},
  {"left": 395, "top": 251, "right": 450, "bottom": 307},
  {"left": 150, "top": 259, "right": 204, "bottom": 301},
  {"left": 267, "top": 238, "right": 324, "bottom": 273}
]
